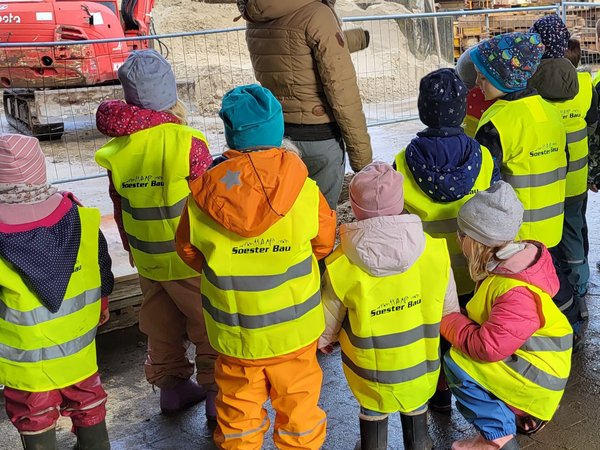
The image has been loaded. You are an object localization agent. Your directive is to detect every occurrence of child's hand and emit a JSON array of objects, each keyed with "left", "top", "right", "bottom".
[
  {"left": 99, "top": 307, "right": 110, "bottom": 326},
  {"left": 319, "top": 344, "right": 334, "bottom": 355}
]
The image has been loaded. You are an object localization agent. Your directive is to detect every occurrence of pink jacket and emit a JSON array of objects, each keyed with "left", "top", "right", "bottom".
[
  {"left": 441, "top": 242, "right": 559, "bottom": 362},
  {"left": 96, "top": 100, "right": 212, "bottom": 252}
]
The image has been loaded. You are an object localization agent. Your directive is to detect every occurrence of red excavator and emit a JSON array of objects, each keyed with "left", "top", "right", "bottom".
[{"left": 0, "top": 0, "right": 155, "bottom": 138}]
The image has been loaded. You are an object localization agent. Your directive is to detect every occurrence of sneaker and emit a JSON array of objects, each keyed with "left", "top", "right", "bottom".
[{"left": 160, "top": 378, "right": 207, "bottom": 415}]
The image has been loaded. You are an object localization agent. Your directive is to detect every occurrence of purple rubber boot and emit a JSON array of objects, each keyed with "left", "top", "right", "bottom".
[
  {"left": 205, "top": 390, "right": 218, "bottom": 425},
  {"left": 160, "top": 378, "right": 207, "bottom": 415}
]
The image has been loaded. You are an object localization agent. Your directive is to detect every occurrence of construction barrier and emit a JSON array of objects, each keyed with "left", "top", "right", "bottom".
[{"left": 2, "top": 2, "right": 599, "bottom": 183}]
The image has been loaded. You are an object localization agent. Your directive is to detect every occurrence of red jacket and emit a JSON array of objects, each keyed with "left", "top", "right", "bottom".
[
  {"left": 96, "top": 100, "right": 212, "bottom": 252},
  {"left": 441, "top": 242, "right": 559, "bottom": 362}
]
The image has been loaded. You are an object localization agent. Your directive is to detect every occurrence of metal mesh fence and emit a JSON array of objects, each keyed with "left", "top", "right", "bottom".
[{"left": 0, "top": 4, "right": 594, "bottom": 183}]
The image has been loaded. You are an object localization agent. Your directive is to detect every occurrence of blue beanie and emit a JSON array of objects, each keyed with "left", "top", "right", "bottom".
[
  {"left": 219, "top": 84, "right": 284, "bottom": 150},
  {"left": 470, "top": 32, "right": 545, "bottom": 93},
  {"left": 530, "top": 14, "right": 570, "bottom": 59},
  {"left": 418, "top": 68, "right": 467, "bottom": 128}
]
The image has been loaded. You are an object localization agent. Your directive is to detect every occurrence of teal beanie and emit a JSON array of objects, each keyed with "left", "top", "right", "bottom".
[{"left": 219, "top": 84, "right": 284, "bottom": 150}]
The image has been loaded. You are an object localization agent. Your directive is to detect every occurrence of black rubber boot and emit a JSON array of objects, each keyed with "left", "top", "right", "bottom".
[
  {"left": 20, "top": 429, "right": 57, "bottom": 450},
  {"left": 400, "top": 412, "right": 433, "bottom": 450},
  {"left": 355, "top": 416, "right": 388, "bottom": 450},
  {"left": 75, "top": 421, "right": 110, "bottom": 450}
]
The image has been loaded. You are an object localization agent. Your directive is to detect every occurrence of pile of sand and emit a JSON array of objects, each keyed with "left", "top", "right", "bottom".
[{"left": 150, "top": 0, "right": 445, "bottom": 116}]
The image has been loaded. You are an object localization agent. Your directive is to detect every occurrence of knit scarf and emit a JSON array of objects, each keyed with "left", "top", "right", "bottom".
[{"left": 0, "top": 183, "right": 58, "bottom": 205}]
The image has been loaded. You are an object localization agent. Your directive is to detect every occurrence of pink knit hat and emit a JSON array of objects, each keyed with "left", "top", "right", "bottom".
[
  {"left": 349, "top": 162, "right": 404, "bottom": 220},
  {"left": 0, "top": 134, "right": 46, "bottom": 185}
]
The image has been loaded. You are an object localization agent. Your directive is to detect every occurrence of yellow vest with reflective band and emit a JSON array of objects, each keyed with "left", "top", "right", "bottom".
[
  {"left": 477, "top": 96, "right": 567, "bottom": 248},
  {"left": 0, "top": 207, "right": 102, "bottom": 392},
  {"left": 450, "top": 275, "right": 572, "bottom": 420},
  {"left": 550, "top": 71, "right": 592, "bottom": 199},
  {"left": 326, "top": 234, "right": 449, "bottom": 414},
  {"left": 188, "top": 178, "right": 324, "bottom": 359},
  {"left": 464, "top": 113, "right": 479, "bottom": 138},
  {"left": 95, "top": 123, "right": 204, "bottom": 281},
  {"left": 395, "top": 148, "right": 494, "bottom": 296}
]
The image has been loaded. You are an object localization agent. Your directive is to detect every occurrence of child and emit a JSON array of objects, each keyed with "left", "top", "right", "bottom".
[
  {"left": 472, "top": 32, "right": 567, "bottom": 250},
  {"left": 176, "top": 84, "right": 336, "bottom": 449},
  {"left": 94, "top": 49, "right": 217, "bottom": 419},
  {"left": 0, "top": 134, "right": 114, "bottom": 449},
  {"left": 394, "top": 67, "right": 498, "bottom": 412},
  {"left": 455, "top": 45, "right": 497, "bottom": 138},
  {"left": 528, "top": 18, "right": 595, "bottom": 331},
  {"left": 442, "top": 181, "right": 572, "bottom": 449},
  {"left": 319, "top": 162, "right": 460, "bottom": 450}
]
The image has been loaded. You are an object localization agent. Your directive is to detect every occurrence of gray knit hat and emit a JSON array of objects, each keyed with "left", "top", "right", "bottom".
[
  {"left": 456, "top": 49, "right": 477, "bottom": 89},
  {"left": 118, "top": 49, "right": 177, "bottom": 111},
  {"left": 457, "top": 181, "right": 524, "bottom": 246}
]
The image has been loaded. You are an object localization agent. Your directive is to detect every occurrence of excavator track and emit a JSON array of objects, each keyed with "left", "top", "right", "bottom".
[{"left": 2, "top": 89, "right": 64, "bottom": 140}]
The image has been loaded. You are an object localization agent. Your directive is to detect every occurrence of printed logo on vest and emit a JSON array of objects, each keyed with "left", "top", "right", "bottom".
[
  {"left": 73, "top": 260, "right": 82, "bottom": 273},
  {"left": 231, "top": 238, "right": 291, "bottom": 255},
  {"left": 370, "top": 294, "right": 422, "bottom": 317},
  {"left": 120, "top": 175, "right": 164, "bottom": 189},
  {"left": 530, "top": 142, "right": 559, "bottom": 158}
]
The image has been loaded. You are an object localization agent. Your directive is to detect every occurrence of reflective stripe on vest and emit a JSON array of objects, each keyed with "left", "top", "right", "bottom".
[
  {"left": 326, "top": 234, "right": 449, "bottom": 414},
  {"left": 0, "top": 206, "right": 102, "bottom": 392},
  {"left": 478, "top": 95, "right": 567, "bottom": 248},
  {"left": 395, "top": 147, "right": 494, "bottom": 296},
  {"left": 0, "top": 287, "right": 101, "bottom": 326},
  {"left": 551, "top": 71, "right": 593, "bottom": 198},
  {"left": 121, "top": 196, "right": 187, "bottom": 221},
  {"left": 0, "top": 327, "right": 97, "bottom": 363},
  {"left": 95, "top": 123, "right": 204, "bottom": 281},
  {"left": 450, "top": 274, "right": 572, "bottom": 420},
  {"left": 341, "top": 351, "right": 440, "bottom": 385},
  {"left": 189, "top": 178, "right": 325, "bottom": 359}
]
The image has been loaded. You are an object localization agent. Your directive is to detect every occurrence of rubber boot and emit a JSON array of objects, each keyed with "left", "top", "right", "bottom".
[
  {"left": 159, "top": 378, "right": 206, "bottom": 414},
  {"left": 400, "top": 412, "right": 433, "bottom": 450},
  {"left": 205, "top": 390, "right": 217, "bottom": 425},
  {"left": 75, "top": 421, "right": 110, "bottom": 450},
  {"left": 354, "top": 416, "right": 388, "bottom": 450},
  {"left": 20, "top": 429, "right": 57, "bottom": 450}
]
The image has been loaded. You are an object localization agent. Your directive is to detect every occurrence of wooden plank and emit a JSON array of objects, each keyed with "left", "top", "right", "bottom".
[{"left": 99, "top": 273, "right": 143, "bottom": 335}]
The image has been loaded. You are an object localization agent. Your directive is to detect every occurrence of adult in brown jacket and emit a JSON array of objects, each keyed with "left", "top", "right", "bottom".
[{"left": 238, "top": 0, "right": 373, "bottom": 208}]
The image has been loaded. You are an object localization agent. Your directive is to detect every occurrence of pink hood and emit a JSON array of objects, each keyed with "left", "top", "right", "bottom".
[
  {"left": 340, "top": 214, "right": 425, "bottom": 277},
  {"left": 493, "top": 241, "right": 559, "bottom": 297}
]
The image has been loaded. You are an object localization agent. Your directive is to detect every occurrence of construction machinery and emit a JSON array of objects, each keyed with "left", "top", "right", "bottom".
[{"left": 0, "top": 0, "right": 155, "bottom": 138}]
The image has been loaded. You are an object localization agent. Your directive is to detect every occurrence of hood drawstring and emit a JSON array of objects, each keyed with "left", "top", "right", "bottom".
[{"left": 246, "top": 152, "right": 284, "bottom": 218}]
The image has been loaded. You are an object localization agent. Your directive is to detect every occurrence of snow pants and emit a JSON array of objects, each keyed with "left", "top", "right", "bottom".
[
  {"left": 444, "top": 353, "right": 516, "bottom": 441},
  {"left": 293, "top": 137, "right": 346, "bottom": 209},
  {"left": 213, "top": 342, "right": 327, "bottom": 450},
  {"left": 4, "top": 373, "right": 107, "bottom": 434},
  {"left": 552, "top": 194, "right": 590, "bottom": 298},
  {"left": 138, "top": 276, "right": 217, "bottom": 389}
]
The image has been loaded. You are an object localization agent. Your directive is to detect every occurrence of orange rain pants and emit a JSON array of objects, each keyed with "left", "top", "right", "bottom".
[{"left": 213, "top": 341, "right": 326, "bottom": 450}]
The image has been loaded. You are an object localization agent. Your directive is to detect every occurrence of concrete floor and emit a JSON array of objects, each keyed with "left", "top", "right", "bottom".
[{"left": 2, "top": 120, "right": 600, "bottom": 449}]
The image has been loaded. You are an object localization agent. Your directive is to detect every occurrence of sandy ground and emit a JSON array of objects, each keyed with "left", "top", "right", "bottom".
[{"left": 1, "top": 119, "right": 600, "bottom": 449}]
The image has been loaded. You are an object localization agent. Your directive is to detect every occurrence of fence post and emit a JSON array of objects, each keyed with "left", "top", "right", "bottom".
[{"left": 561, "top": 0, "right": 567, "bottom": 24}]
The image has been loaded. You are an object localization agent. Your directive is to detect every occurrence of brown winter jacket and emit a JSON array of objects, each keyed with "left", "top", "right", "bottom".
[{"left": 241, "top": 0, "right": 373, "bottom": 172}]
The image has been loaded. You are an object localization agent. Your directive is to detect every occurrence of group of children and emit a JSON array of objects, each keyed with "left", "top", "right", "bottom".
[{"left": 0, "top": 11, "right": 592, "bottom": 450}]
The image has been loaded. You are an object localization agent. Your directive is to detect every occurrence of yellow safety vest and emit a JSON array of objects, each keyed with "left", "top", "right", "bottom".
[
  {"left": 326, "top": 235, "right": 449, "bottom": 414},
  {"left": 464, "top": 113, "right": 479, "bottom": 138},
  {"left": 0, "top": 207, "right": 103, "bottom": 392},
  {"left": 395, "top": 147, "right": 494, "bottom": 296},
  {"left": 450, "top": 276, "right": 572, "bottom": 420},
  {"left": 95, "top": 123, "right": 205, "bottom": 281},
  {"left": 551, "top": 71, "right": 592, "bottom": 200},
  {"left": 477, "top": 95, "right": 567, "bottom": 248},
  {"left": 189, "top": 178, "right": 324, "bottom": 359}
]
